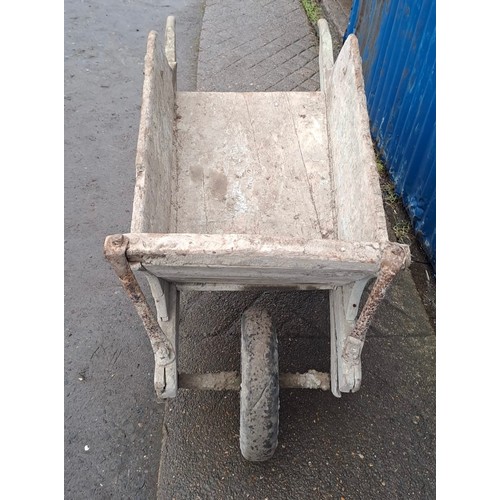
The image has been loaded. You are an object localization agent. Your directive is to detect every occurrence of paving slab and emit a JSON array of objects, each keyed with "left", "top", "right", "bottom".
[{"left": 197, "top": 0, "right": 321, "bottom": 91}]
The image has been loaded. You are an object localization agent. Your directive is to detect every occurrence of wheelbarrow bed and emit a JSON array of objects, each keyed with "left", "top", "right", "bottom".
[{"left": 173, "top": 91, "right": 333, "bottom": 239}]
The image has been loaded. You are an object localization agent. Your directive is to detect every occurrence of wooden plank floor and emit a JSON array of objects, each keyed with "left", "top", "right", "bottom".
[{"left": 171, "top": 92, "right": 336, "bottom": 239}]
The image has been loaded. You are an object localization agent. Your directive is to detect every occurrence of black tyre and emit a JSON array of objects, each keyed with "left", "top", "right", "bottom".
[{"left": 240, "top": 306, "right": 279, "bottom": 462}]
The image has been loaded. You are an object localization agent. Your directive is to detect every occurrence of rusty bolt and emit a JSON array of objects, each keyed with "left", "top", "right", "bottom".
[{"left": 111, "top": 234, "right": 125, "bottom": 246}]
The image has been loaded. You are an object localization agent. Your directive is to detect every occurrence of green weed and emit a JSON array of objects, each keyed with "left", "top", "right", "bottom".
[
  {"left": 393, "top": 221, "right": 412, "bottom": 243},
  {"left": 383, "top": 183, "right": 399, "bottom": 205},
  {"left": 300, "top": 0, "right": 321, "bottom": 25}
]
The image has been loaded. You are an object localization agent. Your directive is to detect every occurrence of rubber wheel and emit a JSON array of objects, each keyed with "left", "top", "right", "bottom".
[{"left": 240, "top": 306, "right": 279, "bottom": 462}]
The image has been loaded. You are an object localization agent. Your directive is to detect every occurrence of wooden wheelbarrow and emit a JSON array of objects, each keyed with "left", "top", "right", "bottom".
[{"left": 104, "top": 16, "right": 410, "bottom": 462}]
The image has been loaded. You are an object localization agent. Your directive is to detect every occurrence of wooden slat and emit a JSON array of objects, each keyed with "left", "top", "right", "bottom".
[
  {"left": 176, "top": 283, "right": 334, "bottom": 291},
  {"left": 322, "top": 34, "right": 388, "bottom": 242},
  {"left": 164, "top": 16, "right": 177, "bottom": 87},
  {"left": 318, "top": 19, "right": 334, "bottom": 93},
  {"left": 131, "top": 30, "right": 176, "bottom": 233},
  {"left": 177, "top": 371, "right": 330, "bottom": 391},
  {"left": 144, "top": 266, "right": 374, "bottom": 286},
  {"left": 173, "top": 91, "right": 334, "bottom": 239},
  {"left": 329, "top": 289, "right": 340, "bottom": 397},
  {"left": 126, "top": 233, "right": 383, "bottom": 266},
  {"left": 125, "top": 233, "right": 387, "bottom": 285},
  {"left": 161, "top": 282, "right": 179, "bottom": 398},
  {"left": 331, "top": 282, "right": 369, "bottom": 394}
]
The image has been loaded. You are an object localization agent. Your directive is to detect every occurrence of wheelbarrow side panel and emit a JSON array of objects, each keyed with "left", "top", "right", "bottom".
[
  {"left": 322, "top": 33, "right": 388, "bottom": 243},
  {"left": 131, "top": 30, "right": 176, "bottom": 234},
  {"left": 318, "top": 28, "right": 406, "bottom": 395}
]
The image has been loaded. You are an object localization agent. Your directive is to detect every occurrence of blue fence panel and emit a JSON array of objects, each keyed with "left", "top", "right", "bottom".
[{"left": 346, "top": 0, "right": 436, "bottom": 268}]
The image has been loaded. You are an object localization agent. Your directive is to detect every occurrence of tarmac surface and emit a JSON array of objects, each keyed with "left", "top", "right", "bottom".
[
  {"left": 65, "top": 0, "right": 204, "bottom": 497},
  {"left": 64, "top": 0, "right": 436, "bottom": 498}
]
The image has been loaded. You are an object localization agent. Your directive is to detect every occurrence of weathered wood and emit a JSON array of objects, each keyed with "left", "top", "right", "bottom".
[
  {"left": 125, "top": 233, "right": 386, "bottom": 266},
  {"left": 157, "top": 281, "right": 179, "bottom": 398},
  {"left": 332, "top": 285, "right": 362, "bottom": 393},
  {"left": 322, "top": 34, "right": 388, "bottom": 242},
  {"left": 177, "top": 371, "right": 330, "bottom": 390},
  {"left": 173, "top": 91, "right": 335, "bottom": 239},
  {"left": 318, "top": 19, "right": 334, "bottom": 92},
  {"left": 143, "top": 270, "right": 170, "bottom": 322},
  {"left": 122, "top": 233, "right": 402, "bottom": 285},
  {"left": 280, "top": 370, "right": 330, "bottom": 390},
  {"left": 142, "top": 266, "right": 373, "bottom": 286},
  {"left": 105, "top": 22, "right": 413, "bottom": 404},
  {"left": 131, "top": 30, "right": 176, "bottom": 233},
  {"left": 164, "top": 16, "right": 177, "bottom": 89},
  {"left": 176, "top": 283, "right": 334, "bottom": 291},
  {"left": 138, "top": 271, "right": 179, "bottom": 398},
  {"left": 330, "top": 277, "right": 371, "bottom": 395},
  {"left": 329, "top": 290, "right": 340, "bottom": 397},
  {"left": 344, "top": 277, "right": 370, "bottom": 322},
  {"left": 130, "top": 32, "right": 387, "bottom": 242}
]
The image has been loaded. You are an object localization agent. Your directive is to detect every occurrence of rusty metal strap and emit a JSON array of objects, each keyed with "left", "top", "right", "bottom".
[
  {"left": 104, "top": 234, "right": 175, "bottom": 366},
  {"left": 342, "top": 243, "right": 410, "bottom": 364}
]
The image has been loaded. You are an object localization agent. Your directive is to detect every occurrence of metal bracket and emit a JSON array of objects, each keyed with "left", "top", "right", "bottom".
[
  {"left": 331, "top": 242, "right": 410, "bottom": 396},
  {"left": 104, "top": 234, "right": 176, "bottom": 399},
  {"left": 341, "top": 242, "right": 410, "bottom": 383}
]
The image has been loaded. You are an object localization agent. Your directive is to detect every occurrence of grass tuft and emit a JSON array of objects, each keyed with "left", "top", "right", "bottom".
[
  {"left": 393, "top": 221, "right": 412, "bottom": 243},
  {"left": 300, "top": 0, "right": 322, "bottom": 25}
]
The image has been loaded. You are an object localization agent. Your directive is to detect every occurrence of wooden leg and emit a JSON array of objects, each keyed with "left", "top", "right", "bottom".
[
  {"left": 144, "top": 272, "right": 179, "bottom": 399},
  {"left": 330, "top": 278, "right": 370, "bottom": 396},
  {"left": 331, "top": 244, "right": 410, "bottom": 396}
]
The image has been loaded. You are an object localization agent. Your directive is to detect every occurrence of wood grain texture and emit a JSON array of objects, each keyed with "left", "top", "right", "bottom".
[
  {"left": 329, "top": 289, "right": 340, "bottom": 397},
  {"left": 130, "top": 30, "right": 176, "bottom": 233},
  {"left": 323, "top": 34, "right": 388, "bottom": 242},
  {"left": 124, "top": 233, "right": 390, "bottom": 285},
  {"left": 318, "top": 19, "right": 334, "bottom": 93},
  {"left": 125, "top": 233, "right": 384, "bottom": 265},
  {"left": 332, "top": 285, "right": 362, "bottom": 393},
  {"left": 172, "top": 92, "right": 335, "bottom": 239},
  {"left": 160, "top": 281, "right": 179, "bottom": 398},
  {"left": 141, "top": 266, "right": 374, "bottom": 286},
  {"left": 164, "top": 16, "right": 177, "bottom": 89},
  {"left": 175, "top": 283, "right": 334, "bottom": 291}
]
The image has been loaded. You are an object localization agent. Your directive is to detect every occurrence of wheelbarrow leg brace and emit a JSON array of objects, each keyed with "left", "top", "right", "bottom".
[
  {"left": 104, "top": 234, "right": 178, "bottom": 400},
  {"left": 331, "top": 243, "right": 410, "bottom": 396}
]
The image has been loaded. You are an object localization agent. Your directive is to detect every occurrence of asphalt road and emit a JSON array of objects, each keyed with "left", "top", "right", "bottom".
[{"left": 65, "top": 0, "right": 203, "bottom": 497}]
